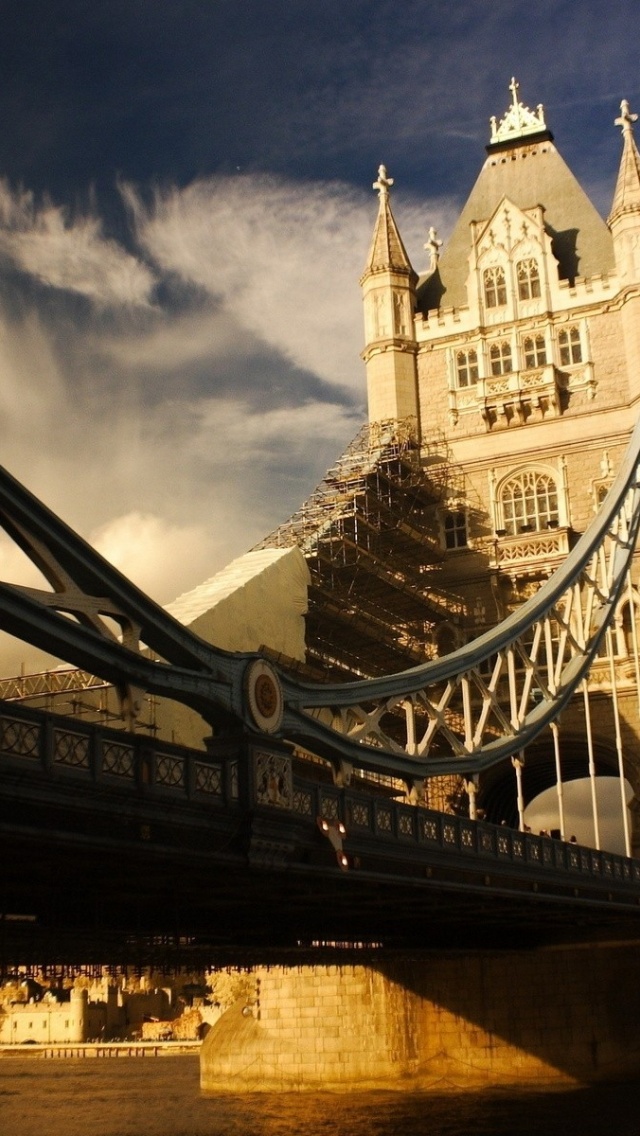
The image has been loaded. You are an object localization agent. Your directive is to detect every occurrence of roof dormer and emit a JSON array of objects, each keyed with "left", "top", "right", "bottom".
[{"left": 467, "top": 196, "right": 558, "bottom": 322}]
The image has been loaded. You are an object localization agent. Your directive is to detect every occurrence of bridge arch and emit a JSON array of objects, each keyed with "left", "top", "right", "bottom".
[{"left": 477, "top": 736, "right": 625, "bottom": 830}]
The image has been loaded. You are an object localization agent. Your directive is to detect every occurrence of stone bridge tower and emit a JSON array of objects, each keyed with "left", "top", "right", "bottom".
[{"left": 360, "top": 81, "right": 640, "bottom": 840}]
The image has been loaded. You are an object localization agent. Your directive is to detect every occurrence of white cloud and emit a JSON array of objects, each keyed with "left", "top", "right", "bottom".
[
  {"left": 0, "top": 178, "right": 156, "bottom": 308},
  {"left": 90, "top": 512, "right": 220, "bottom": 603},
  {"left": 0, "top": 169, "right": 453, "bottom": 677},
  {"left": 124, "top": 174, "right": 453, "bottom": 391},
  {"left": 525, "top": 777, "right": 633, "bottom": 855}
]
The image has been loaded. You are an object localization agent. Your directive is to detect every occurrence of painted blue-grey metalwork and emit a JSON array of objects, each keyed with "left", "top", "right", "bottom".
[{"left": 0, "top": 410, "right": 639, "bottom": 784}]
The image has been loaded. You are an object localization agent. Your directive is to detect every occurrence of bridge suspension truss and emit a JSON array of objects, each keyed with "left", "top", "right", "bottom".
[{"left": 1, "top": 416, "right": 640, "bottom": 854}]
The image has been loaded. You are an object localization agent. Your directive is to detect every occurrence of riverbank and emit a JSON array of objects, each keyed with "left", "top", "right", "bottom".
[{"left": 0, "top": 1040, "right": 200, "bottom": 1058}]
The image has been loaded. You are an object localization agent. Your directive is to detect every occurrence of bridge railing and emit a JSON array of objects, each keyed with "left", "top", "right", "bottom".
[
  {"left": 3, "top": 700, "right": 639, "bottom": 899},
  {"left": 295, "top": 776, "right": 640, "bottom": 890},
  {"left": 0, "top": 701, "right": 234, "bottom": 805}
]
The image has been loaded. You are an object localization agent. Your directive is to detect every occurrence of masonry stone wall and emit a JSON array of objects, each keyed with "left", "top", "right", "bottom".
[{"left": 200, "top": 945, "right": 640, "bottom": 1092}]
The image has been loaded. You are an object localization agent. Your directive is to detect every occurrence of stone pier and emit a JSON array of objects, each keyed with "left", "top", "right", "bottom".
[{"left": 200, "top": 944, "right": 640, "bottom": 1092}]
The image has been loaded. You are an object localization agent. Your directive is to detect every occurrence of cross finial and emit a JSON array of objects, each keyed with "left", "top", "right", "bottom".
[
  {"left": 424, "top": 226, "right": 443, "bottom": 271},
  {"left": 490, "top": 78, "right": 546, "bottom": 144},
  {"left": 373, "top": 164, "right": 394, "bottom": 197},
  {"left": 615, "top": 98, "right": 638, "bottom": 136}
]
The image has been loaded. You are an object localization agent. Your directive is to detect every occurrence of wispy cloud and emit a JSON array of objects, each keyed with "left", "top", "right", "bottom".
[
  {"left": 123, "top": 173, "right": 450, "bottom": 393},
  {"left": 0, "top": 179, "right": 156, "bottom": 307},
  {"left": 0, "top": 169, "right": 451, "bottom": 673}
]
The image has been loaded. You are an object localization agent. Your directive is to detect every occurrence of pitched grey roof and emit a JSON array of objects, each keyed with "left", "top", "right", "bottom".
[{"left": 417, "top": 139, "right": 615, "bottom": 314}]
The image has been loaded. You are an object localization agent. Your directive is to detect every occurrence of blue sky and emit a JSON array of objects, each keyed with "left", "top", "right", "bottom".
[{"left": 0, "top": 0, "right": 638, "bottom": 674}]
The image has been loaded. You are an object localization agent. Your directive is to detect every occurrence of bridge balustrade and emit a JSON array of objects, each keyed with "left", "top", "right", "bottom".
[
  {"left": 2, "top": 700, "right": 640, "bottom": 898},
  {"left": 295, "top": 776, "right": 640, "bottom": 889}
]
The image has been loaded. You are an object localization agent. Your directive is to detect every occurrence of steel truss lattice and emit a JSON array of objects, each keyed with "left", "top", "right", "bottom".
[{"left": 0, "top": 414, "right": 639, "bottom": 791}]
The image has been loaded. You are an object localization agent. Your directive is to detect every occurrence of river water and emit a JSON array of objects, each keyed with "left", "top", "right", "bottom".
[{"left": 1, "top": 1055, "right": 638, "bottom": 1136}]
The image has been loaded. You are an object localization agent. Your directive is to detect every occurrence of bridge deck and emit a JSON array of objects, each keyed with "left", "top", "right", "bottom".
[{"left": 2, "top": 701, "right": 640, "bottom": 965}]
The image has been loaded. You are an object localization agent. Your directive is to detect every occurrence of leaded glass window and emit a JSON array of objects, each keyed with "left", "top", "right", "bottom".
[
  {"left": 444, "top": 510, "right": 468, "bottom": 549},
  {"left": 558, "top": 326, "right": 582, "bottom": 365},
  {"left": 456, "top": 349, "right": 478, "bottom": 388},
  {"left": 517, "top": 259, "right": 541, "bottom": 300},
  {"left": 523, "top": 334, "right": 547, "bottom": 368},
  {"left": 483, "top": 266, "right": 507, "bottom": 308},
  {"left": 490, "top": 341, "right": 513, "bottom": 376},
  {"left": 501, "top": 470, "right": 559, "bottom": 535}
]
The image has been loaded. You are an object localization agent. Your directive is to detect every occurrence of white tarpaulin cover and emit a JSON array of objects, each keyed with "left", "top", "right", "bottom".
[{"left": 166, "top": 546, "right": 310, "bottom": 662}]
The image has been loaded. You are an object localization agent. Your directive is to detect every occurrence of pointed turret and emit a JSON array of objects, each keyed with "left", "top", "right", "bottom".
[
  {"left": 360, "top": 166, "right": 419, "bottom": 427},
  {"left": 363, "top": 165, "right": 415, "bottom": 275},
  {"left": 609, "top": 99, "right": 640, "bottom": 284},
  {"left": 608, "top": 99, "right": 640, "bottom": 403}
]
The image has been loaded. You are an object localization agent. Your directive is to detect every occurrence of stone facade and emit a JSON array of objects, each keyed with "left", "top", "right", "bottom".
[
  {"left": 0, "top": 988, "right": 107, "bottom": 1045},
  {"left": 360, "top": 83, "right": 640, "bottom": 841}
]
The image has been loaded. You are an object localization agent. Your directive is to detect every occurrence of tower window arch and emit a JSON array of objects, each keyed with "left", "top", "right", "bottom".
[
  {"left": 523, "top": 334, "right": 547, "bottom": 368},
  {"left": 456, "top": 349, "right": 478, "bottom": 388},
  {"left": 483, "top": 266, "right": 507, "bottom": 308},
  {"left": 558, "top": 326, "right": 582, "bottom": 365},
  {"left": 490, "top": 341, "right": 513, "bottom": 376},
  {"left": 500, "top": 470, "right": 559, "bottom": 535},
  {"left": 517, "top": 259, "right": 541, "bottom": 300}
]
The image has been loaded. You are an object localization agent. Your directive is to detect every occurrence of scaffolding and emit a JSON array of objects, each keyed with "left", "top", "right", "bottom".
[
  {"left": 254, "top": 418, "right": 464, "bottom": 680},
  {"left": 0, "top": 667, "right": 159, "bottom": 733},
  {"left": 0, "top": 419, "right": 470, "bottom": 813}
]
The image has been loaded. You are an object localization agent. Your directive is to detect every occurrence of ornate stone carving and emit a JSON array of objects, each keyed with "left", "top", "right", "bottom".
[
  {"left": 254, "top": 749, "right": 293, "bottom": 809},
  {"left": 489, "top": 78, "right": 547, "bottom": 145}
]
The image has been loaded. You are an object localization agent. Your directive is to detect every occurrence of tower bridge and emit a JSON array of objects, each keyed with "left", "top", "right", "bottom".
[{"left": 3, "top": 81, "right": 640, "bottom": 1089}]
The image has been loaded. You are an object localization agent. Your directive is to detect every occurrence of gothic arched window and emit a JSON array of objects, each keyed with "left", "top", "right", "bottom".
[
  {"left": 500, "top": 470, "right": 559, "bottom": 535},
  {"left": 558, "top": 326, "right": 582, "bottom": 365},
  {"left": 483, "top": 266, "right": 507, "bottom": 308},
  {"left": 517, "top": 259, "right": 541, "bottom": 300},
  {"left": 456, "top": 349, "right": 478, "bottom": 388},
  {"left": 523, "top": 334, "right": 547, "bottom": 368},
  {"left": 490, "top": 341, "right": 513, "bottom": 376}
]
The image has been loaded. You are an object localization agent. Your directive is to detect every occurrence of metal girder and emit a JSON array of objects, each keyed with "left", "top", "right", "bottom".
[
  {"left": 0, "top": 465, "right": 247, "bottom": 722},
  {"left": 1, "top": 410, "right": 640, "bottom": 783},
  {"left": 278, "top": 415, "right": 640, "bottom": 779}
]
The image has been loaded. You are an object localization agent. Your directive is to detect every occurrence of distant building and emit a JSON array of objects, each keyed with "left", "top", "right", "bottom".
[
  {"left": 0, "top": 987, "right": 109, "bottom": 1045},
  {"left": 0, "top": 979, "right": 174, "bottom": 1044}
]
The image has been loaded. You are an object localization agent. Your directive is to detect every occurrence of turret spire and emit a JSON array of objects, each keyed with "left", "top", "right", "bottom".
[
  {"left": 363, "top": 164, "right": 415, "bottom": 277},
  {"left": 609, "top": 98, "right": 640, "bottom": 225},
  {"left": 360, "top": 166, "right": 419, "bottom": 427}
]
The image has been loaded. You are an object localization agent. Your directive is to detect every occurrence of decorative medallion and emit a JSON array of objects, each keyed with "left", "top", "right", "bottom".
[{"left": 244, "top": 659, "right": 284, "bottom": 734}]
